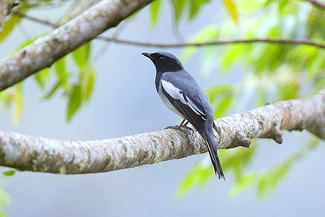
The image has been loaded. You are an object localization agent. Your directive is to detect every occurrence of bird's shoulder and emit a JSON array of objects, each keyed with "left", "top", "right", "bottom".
[
  {"left": 160, "top": 70, "right": 200, "bottom": 96},
  {"left": 160, "top": 70, "right": 211, "bottom": 117}
]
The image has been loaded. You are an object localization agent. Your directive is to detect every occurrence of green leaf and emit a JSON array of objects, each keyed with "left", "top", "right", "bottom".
[
  {"left": 42, "top": 80, "right": 61, "bottom": 99},
  {"left": 312, "top": 73, "right": 325, "bottom": 94},
  {"left": 194, "top": 25, "right": 219, "bottom": 41},
  {"left": 176, "top": 163, "right": 214, "bottom": 197},
  {"left": 13, "top": 85, "right": 23, "bottom": 125},
  {"left": 277, "top": 80, "right": 299, "bottom": 100},
  {"left": 150, "top": 0, "right": 161, "bottom": 27},
  {"left": 6, "top": 34, "right": 44, "bottom": 58},
  {"left": 206, "top": 85, "right": 233, "bottom": 109},
  {"left": 72, "top": 43, "right": 91, "bottom": 68},
  {"left": 250, "top": 26, "right": 282, "bottom": 75},
  {"left": 230, "top": 173, "right": 259, "bottom": 196},
  {"left": 221, "top": 144, "right": 256, "bottom": 181},
  {"left": 181, "top": 25, "right": 219, "bottom": 61},
  {"left": 2, "top": 170, "right": 15, "bottom": 176},
  {"left": 82, "top": 67, "right": 96, "bottom": 101},
  {"left": 0, "top": 88, "right": 14, "bottom": 110},
  {"left": 177, "top": 144, "right": 256, "bottom": 197},
  {"left": 180, "top": 47, "right": 197, "bottom": 63},
  {"left": 55, "top": 57, "right": 69, "bottom": 90},
  {"left": 277, "top": 0, "right": 290, "bottom": 14},
  {"left": 0, "top": 210, "right": 6, "bottom": 217},
  {"left": 189, "top": 0, "right": 210, "bottom": 20},
  {"left": 256, "top": 86, "right": 266, "bottom": 106},
  {"left": 223, "top": 0, "right": 239, "bottom": 24},
  {"left": 221, "top": 45, "right": 244, "bottom": 70},
  {"left": 171, "top": 0, "right": 186, "bottom": 23},
  {"left": 34, "top": 67, "right": 51, "bottom": 89},
  {"left": 66, "top": 84, "right": 82, "bottom": 121},
  {"left": 0, "top": 188, "right": 10, "bottom": 207},
  {"left": 307, "top": 51, "right": 325, "bottom": 79},
  {"left": 257, "top": 161, "right": 291, "bottom": 199},
  {"left": 79, "top": 64, "right": 96, "bottom": 101},
  {"left": 171, "top": 0, "right": 211, "bottom": 23},
  {"left": 0, "top": 15, "right": 21, "bottom": 41},
  {"left": 206, "top": 85, "right": 232, "bottom": 98},
  {"left": 214, "top": 95, "right": 232, "bottom": 118},
  {"left": 256, "top": 137, "right": 319, "bottom": 199}
]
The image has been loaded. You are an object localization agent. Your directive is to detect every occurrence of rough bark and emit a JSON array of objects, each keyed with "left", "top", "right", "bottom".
[
  {"left": 0, "top": 0, "right": 19, "bottom": 32},
  {"left": 0, "top": 89, "right": 324, "bottom": 174},
  {"left": 0, "top": 0, "right": 152, "bottom": 91}
]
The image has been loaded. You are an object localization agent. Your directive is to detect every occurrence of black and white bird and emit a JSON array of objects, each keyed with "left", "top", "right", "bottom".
[{"left": 142, "top": 51, "right": 224, "bottom": 179}]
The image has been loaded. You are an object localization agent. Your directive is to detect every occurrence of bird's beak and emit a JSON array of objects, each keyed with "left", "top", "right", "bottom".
[{"left": 142, "top": 52, "right": 153, "bottom": 60}]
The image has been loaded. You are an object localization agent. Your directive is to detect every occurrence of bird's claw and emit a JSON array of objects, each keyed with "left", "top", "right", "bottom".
[
  {"left": 165, "top": 125, "right": 194, "bottom": 133},
  {"left": 164, "top": 125, "right": 178, "bottom": 130},
  {"left": 180, "top": 125, "right": 194, "bottom": 132}
]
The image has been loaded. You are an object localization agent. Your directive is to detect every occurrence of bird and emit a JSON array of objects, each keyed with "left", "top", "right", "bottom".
[{"left": 142, "top": 51, "right": 224, "bottom": 179}]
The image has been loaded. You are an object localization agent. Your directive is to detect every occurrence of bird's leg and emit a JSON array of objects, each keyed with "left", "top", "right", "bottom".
[
  {"left": 179, "top": 119, "right": 194, "bottom": 131},
  {"left": 179, "top": 119, "right": 187, "bottom": 127}
]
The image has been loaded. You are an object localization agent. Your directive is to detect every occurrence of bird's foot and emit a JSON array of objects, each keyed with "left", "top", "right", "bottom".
[
  {"left": 165, "top": 125, "right": 194, "bottom": 133},
  {"left": 180, "top": 125, "right": 194, "bottom": 132}
]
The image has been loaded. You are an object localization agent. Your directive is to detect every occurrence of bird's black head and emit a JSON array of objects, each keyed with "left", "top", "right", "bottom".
[{"left": 142, "top": 52, "right": 184, "bottom": 73}]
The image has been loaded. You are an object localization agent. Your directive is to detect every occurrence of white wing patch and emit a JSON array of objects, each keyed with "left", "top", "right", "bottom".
[
  {"left": 161, "top": 80, "right": 186, "bottom": 104},
  {"left": 161, "top": 80, "right": 207, "bottom": 120}
]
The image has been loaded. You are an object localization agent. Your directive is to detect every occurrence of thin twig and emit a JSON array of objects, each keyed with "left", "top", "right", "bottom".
[
  {"left": 12, "top": 10, "right": 59, "bottom": 28},
  {"left": 97, "top": 36, "right": 325, "bottom": 49},
  {"left": 12, "top": 10, "right": 325, "bottom": 50},
  {"left": 92, "top": 14, "right": 133, "bottom": 61}
]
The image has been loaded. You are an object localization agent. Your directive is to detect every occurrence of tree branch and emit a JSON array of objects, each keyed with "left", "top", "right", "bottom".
[
  {"left": 0, "top": 89, "right": 324, "bottom": 174},
  {"left": 0, "top": 0, "right": 153, "bottom": 91},
  {"left": 304, "top": 0, "right": 325, "bottom": 9},
  {"left": 0, "top": 0, "right": 19, "bottom": 32}
]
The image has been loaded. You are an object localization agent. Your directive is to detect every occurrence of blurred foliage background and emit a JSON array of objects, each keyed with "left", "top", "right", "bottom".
[{"left": 0, "top": 0, "right": 324, "bottom": 215}]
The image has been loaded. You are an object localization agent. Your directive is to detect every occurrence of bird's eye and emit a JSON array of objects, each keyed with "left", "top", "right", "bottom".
[{"left": 159, "top": 56, "right": 165, "bottom": 60}]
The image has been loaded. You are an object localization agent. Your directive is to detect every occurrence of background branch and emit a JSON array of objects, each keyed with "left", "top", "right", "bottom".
[
  {"left": 0, "top": 0, "right": 19, "bottom": 32},
  {"left": 12, "top": 10, "right": 58, "bottom": 28},
  {"left": 304, "top": 0, "right": 325, "bottom": 9},
  {"left": 0, "top": 89, "right": 324, "bottom": 174},
  {"left": 0, "top": 0, "right": 153, "bottom": 91},
  {"left": 96, "top": 37, "right": 325, "bottom": 49}
]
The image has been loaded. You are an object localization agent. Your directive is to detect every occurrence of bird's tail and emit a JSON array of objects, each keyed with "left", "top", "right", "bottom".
[{"left": 203, "top": 130, "right": 225, "bottom": 180}]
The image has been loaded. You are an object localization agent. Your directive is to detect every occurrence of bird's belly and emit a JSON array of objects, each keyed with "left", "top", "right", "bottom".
[{"left": 158, "top": 84, "right": 184, "bottom": 118}]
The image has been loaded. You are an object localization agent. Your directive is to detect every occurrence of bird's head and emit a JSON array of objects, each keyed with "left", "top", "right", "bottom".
[{"left": 142, "top": 52, "right": 184, "bottom": 72}]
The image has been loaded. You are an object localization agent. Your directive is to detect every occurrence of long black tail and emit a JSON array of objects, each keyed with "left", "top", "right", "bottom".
[{"left": 204, "top": 130, "right": 225, "bottom": 180}]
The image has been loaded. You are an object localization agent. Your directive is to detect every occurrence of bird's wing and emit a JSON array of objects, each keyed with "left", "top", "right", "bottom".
[{"left": 161, "top": 79, "right": 207, "bottom": 128}]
